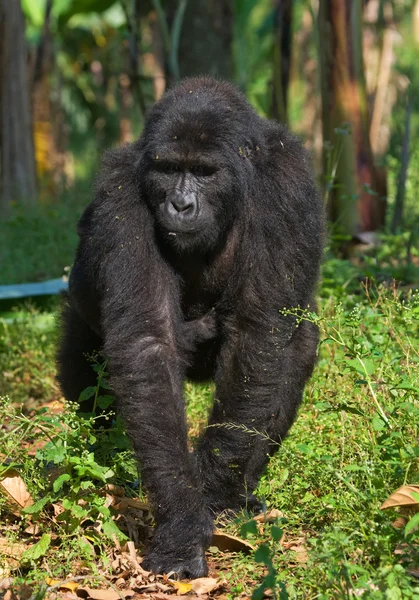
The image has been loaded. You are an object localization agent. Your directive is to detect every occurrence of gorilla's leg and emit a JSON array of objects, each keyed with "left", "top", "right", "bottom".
[
  {"left": 57, "top": 300, "right": 102, "bottom": 408},
  {"left": 196, "top": 319, "right": 319, "bottom": 514}
]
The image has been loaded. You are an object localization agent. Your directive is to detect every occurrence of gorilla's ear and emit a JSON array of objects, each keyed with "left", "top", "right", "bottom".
[
  {"left": 241, "top": 139, "right": 256, "bottom": 160},
  {"left": 244, "top": 139, "right": 254, "bottom": 156}
]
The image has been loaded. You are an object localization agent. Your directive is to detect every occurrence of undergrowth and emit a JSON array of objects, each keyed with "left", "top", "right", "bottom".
[{"left": 1, "top": 277, "right": 418, "bottom": 599}]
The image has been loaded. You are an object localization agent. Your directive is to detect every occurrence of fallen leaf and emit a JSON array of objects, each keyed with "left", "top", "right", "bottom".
[
  {"left": 77, "top": 587, "right": 135, "bottom": 600},
  {"left": 253, "top": 509, "right": 283, "bottom": 523},
  {"left": 191, "top": 577, "right": 219, "bottom": 594},
  {"left": 392, "top": 516, "right": 408, "bottom": 529},
  {"left": 168, "top": 580, "right": 193, "bottom": 594},
  {"left": 112, "top": 497, "right": 150, "bottom": 512},
  {"left": 0, "top": 469, "right": 33, "bottom": 514},
  {"left": 286, "top": 543, "right": 307, "bottom": 564},
  {"left": 45, "top": 577, "right": 79, "bottom": 592},
  {"left": 380, "top": 485, "right": 419, "bottom": 510},
  {"left": 0, "top": 538, "right": 27, "bottom": 559},
  {"left": 212, "top": 530, "right": 255, "bottom": 553},
  {"left": 24, "top": 523, "right": 40, "bottom": 535},
  {"left": 0, "top": 537, "right": 27, "bottom": 575},
  {"left": 0, "top": 579, "right": 13, "bottom": 590}
]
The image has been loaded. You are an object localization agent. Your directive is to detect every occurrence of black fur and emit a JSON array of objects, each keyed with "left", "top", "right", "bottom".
[{"left": 57, "top": 77, "right": 325, "bottom": 578}]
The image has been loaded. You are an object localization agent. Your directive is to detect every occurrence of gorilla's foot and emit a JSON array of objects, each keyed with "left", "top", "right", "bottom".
[{"left": 142, "top": 551, "right": 208, "bottom": 579}]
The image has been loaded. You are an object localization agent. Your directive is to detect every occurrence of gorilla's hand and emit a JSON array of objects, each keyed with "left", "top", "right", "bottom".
[
  {"left": 142, "top": 507, "right": 213, "bottom": 578},
  {"left": 183, "top": 311, "right": 218, "bottom": 349}
]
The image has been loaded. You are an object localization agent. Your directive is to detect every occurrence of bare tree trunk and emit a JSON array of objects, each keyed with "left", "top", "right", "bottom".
[
  {"left": 319, "top": 0, "right": 386, "bottom": 237},
  {"left": 271, "top": 0, "right": 293, "bottom": 123},
  {"left": 391, "top": 98, "right": 413, "bottom": 234},
  {"left": 0, "top": 0, "right": 37, "bottom": 215},
  {"left": 167, "top": 0, "right": 233, "bottom": 83}
]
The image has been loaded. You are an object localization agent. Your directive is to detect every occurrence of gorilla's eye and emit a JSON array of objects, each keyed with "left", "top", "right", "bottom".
[
  {"left": 154, "top": 161, "right": 182, "bottom": 174},
  {"left": 189, "top": 165, "right": 217, "bottom": 177}
]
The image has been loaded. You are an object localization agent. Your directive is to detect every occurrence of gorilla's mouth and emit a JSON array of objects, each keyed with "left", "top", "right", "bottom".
[
  {"left": 165, "top": 222, "right": 200, "bottom": 235},
  {"left": 159, "top": 205, "right": 202, "bottom": 235}
]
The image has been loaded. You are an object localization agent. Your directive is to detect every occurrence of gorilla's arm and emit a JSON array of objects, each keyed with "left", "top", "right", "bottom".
[
  {"left": 196, "top": 313, "right": 318, "bottom": 512},
  {"left": 67, "top": 146, "right": 213, "bottom": 578},
  {"left": 196, "top": 127, "right": 323, "bottom": 512}
]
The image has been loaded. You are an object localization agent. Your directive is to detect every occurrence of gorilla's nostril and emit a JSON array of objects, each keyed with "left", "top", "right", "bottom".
[{"left": 171, "top": 199, "right": 194, "bottom": 213}]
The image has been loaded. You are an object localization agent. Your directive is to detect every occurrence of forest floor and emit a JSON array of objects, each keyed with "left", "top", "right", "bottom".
[{"left": 0, "top": 200, "right": 419, "bottom": 600}]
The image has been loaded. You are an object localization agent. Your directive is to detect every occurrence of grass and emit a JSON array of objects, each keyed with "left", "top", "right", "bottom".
[{"left": 0, "top": 189, "right": 88, "bottom": 285}]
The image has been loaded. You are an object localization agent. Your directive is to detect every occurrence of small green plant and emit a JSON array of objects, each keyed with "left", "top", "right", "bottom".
[{"left": 241, "top": 518, "right": 289, "bottom": 600}]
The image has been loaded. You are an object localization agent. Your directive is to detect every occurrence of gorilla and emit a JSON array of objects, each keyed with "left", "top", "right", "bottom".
[{"left": 57, "top": 77, "right": 324, "bottom": 579}]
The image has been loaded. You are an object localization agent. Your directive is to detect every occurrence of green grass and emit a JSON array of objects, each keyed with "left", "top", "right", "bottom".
[{"left": 0, "top": 188, "right": 89, "bottom": 285}]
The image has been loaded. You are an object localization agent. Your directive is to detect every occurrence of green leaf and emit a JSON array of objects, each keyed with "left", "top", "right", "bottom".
[
  {"left": 240, "top": 519, "right": 258, "bottom": 538},
  {"left": 254, "top": 543, "right": 271, "bottom": 565},
  {"left": 336, "top": 403, "right": 366, "bottom": 417},
  {"left": 96, "top": 394, "right": 115, "bottom": 409},
  {"left": 79, "top": 386, "right": 97, "bottom": 402},
  {"left": 37, "top": 441, "right": 66, "bottom": 464},
  {"left": 70, "top": 504, "right": 89, "bottom": 519},
  {"left": 372, "top": 415, "right": 386, "bottom": 431},
  {"left": 21, "top": 0, "right": 45, "bottom": 26},
  {"left": 22, "top": 495, "right": 50, "bottom": 515},
  {"left": 102, "top": 518, "right": 128, "bottom": 541},
  {"left": 271, "top": 525, "right": 283, "bottom": 542},
  {"left": 78, "top": 536, "right": 95, "bottom": 558},
  {"left": 346, "top": 358, "right": 376, "bottom": 376},
  {"left": 405, "top": 513, "right": 419, "bottom": 536},
  {"left": 252, "top": 583, "right": 266, "bottom": 600},
  {"left": 22, "top": 533, "right": 51, "bottom": 562},
  {"left": 53, "top": 473, "right": 71, "bottom": 493}
]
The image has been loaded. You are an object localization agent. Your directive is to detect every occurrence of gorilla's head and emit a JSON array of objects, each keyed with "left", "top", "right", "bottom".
[{"left": 139, "top": 78, "right": 262, "bottom": 253}]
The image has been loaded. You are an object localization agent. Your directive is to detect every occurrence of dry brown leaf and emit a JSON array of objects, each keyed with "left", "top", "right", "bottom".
[
  {"left": 392, "top": 516, "right": 408, "bottom": 529},
  {"left": 191, "top": 577, "right": 219, "bottom": 595},
  {"left": 0, "top": 536, "right": 27, "bottom": 575},
  {"left": 151, "top": 594, "right": 199, "bottom": 600},
  {"left": 0, "top": 469, "right": 33, "bottom": 514},
  {"left": 52, "top": 502, "right": 65, "bottom": 517},
  {"left": 212, "top": 530, "right": 255, "bottom": 553},
  {"left": 253, "top": 509, "right": 283, "bottom": 523},
  {"left": 24, "top": 523, "right": 40, "bottom": 535},
  {"left": 380, "top": 485, "right": 419, "bottom": 510},
  {"left": 3, "top": 583, "right": 32, "bottom": 600},
  {"left": 105, "top": 484, "right": 125, "bottom": 496},
  {"left": 0, "top": 579, "right": 13, "bottom": 590},
  {"left": 77, "top": 587, "right": 135, "bottom": 600},
  {"left": 287, "top": 543, "right": 307, "bottom": 564},
  {"left": 112, "top": 497, "right": 151, "bottom": 512}
]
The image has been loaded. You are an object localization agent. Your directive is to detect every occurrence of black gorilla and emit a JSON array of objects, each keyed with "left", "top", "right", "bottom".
[{"left": 57, "top": 77, "right": 324, "bottom": 578}]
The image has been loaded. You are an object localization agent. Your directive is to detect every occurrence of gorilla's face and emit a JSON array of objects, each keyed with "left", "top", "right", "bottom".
[
  {"left": 145, "top": 156, "right": 221, "bottom": 243},
  {"left": 141, "top": 147, "right": 241, "bottom": 253},
  {"left": 139, "top": 81, "right": 255, "bottom": 254}
]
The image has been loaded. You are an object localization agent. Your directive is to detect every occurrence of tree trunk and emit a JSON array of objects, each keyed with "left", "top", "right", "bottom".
[
  {"left": 271, "top": 0, "right": 293, "bottom": 123},
  {"left": 319, "top": 0, "right": 386, "bottom": 236},
  {"left": 167, "top": 0, "right": 233, "bottom": 83},
  {"left": 0, "top": 0, "right": 37, "bottom": 215}
]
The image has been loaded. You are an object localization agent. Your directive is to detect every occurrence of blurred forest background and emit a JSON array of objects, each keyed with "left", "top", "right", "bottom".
[{"left": 0, "top": 0, "right": 419, "bottom": 283}]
